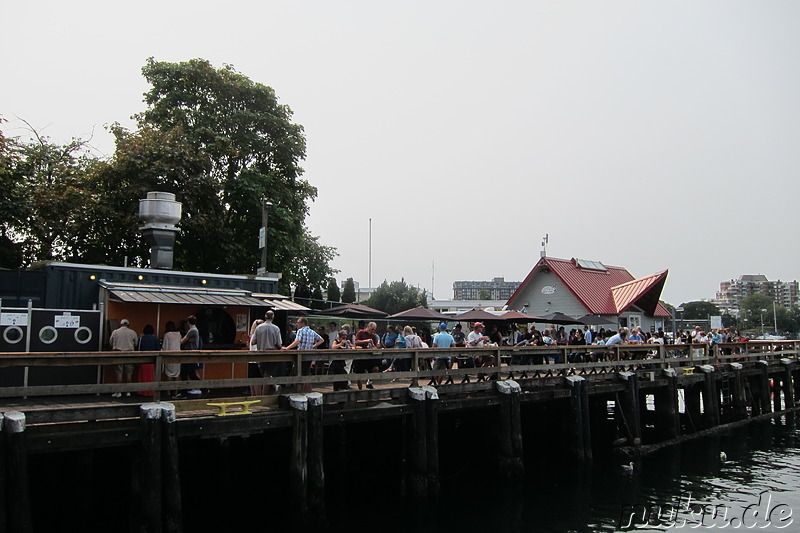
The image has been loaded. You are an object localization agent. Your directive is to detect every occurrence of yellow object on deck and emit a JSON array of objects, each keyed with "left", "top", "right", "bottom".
[{"left": 206, "top": 400, "right": 261, "bottom": 416}]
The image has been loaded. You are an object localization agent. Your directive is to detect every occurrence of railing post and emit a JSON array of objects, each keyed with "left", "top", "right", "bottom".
[{"left": 4, "top": 412, "right": 32, "bottom": 533}]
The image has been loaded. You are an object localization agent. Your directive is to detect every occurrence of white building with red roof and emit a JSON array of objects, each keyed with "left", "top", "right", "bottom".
[{"left": 505, "top": 256, "right": 671, "bottom": 332}]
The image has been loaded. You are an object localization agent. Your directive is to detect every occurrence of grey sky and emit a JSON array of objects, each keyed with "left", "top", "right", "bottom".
[{"left": 3, "top": 1, "right": 799, "bottom": 307}]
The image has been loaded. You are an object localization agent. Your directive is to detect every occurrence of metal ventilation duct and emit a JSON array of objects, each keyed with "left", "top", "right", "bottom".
[{"left": 139, "top": 192, "right": 182, "bottom": 270}]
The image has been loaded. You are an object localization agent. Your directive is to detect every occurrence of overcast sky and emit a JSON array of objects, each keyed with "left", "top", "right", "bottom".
[{"left": 3, "top": 1, "right": 799, "bottom": 307}]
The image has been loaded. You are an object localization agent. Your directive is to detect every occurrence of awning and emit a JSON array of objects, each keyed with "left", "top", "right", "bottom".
[
  {"left": 103, "top": 282, "right": 272, "bottom": 307},
  {"left": 262, "top": 299, "right": 311, "bottom": 312}
]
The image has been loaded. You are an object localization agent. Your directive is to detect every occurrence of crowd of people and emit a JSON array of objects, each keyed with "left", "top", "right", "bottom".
[{"left": 108, "top": 312, "right": 754, "bottom": 398}]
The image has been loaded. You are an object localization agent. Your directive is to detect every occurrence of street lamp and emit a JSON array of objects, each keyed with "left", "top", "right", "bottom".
[
  {"left": 760, "top": 308, "right": 767, "bottom": 338},
  {"left": 258, "top": 199, "right": 273, "bottom": 276}
]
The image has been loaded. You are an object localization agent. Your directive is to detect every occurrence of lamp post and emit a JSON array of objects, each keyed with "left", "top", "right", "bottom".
[
  {"left": 258, "top": 199, "right": 273, "bottom": 276},
  {"left": 760, "top": 308, "right": 767, "bottom": 338}
]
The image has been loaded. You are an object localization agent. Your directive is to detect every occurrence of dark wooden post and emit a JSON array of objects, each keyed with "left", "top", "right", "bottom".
[
  {"left": 306, "top": 392, "right": 326, "bottom": 525},
  {"left": 699, "top": 365, "right": 720, "bottom": 429},
  {"left": 654, "top": 368, "right": 681, "bottom": 440},
  {"left": 288, "top": 394, "right": 308, "bottom": 520},
  {"left": 161, "top": 403, "right": 183, "bottom": 533},
  {"left": 0, "top": 414, "right": 6, "bottom": 533},
  {"left": 565, "top": 376, "right": 590, "bottom": 462},
  {"left": 406, "top": 387, "right": 427, "bottom": 499},
  {"left": 729, "top": 363, "right": 748, "bottom": 421},
  {"left": 421, "top": 385, "right": 440, "bottom": 499},
  {"left": 496, "top": 380, "right": 525, "bottom": 483},
  {"left": 4, "top": 412, "right": 32, "bottom": 533},
  {"left": 138, "top": 403, "right": 163, "bottom": 533},
  {"left": 772, "top": 374, "right": 782, "bottom": 413},
  {"left": 780, "top": 359, "right": 794, "bottom": 410},
  {"left": 757, "top": 361, "right": 771, "bottom": 414},
  {"left": 617, "top": 372, "right": 641, "bottom": 446},
  {"left": 684, "top": 383, "right": 702, "bottom": 432}
]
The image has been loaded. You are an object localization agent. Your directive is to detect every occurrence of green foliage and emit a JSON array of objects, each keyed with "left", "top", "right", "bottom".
[
  {"left": 363, "top": 279, "right": 428, "bottom": 315},
  {"left": 739, "top": 294, "right": 774, "bottom": 329},
  {"left": 1, "top": 59, "right": 338, "bottom": 290},
  {"left": 478, "top": 289, "right": 491, "bottom": 300},
  {"left": 679, "top": 301, "right": 721, "bottom": 320},
  {"left": 0, "top": 125, "right": 97, "bottom": 268},
  {"left": 326, "top": 278, "right": 341, "bottom": 303},
  {"left": 311, "top": 286, "right": 324, "bottom": 310},
  {"left": 342, "top": 278, "right": 356, "bottom": 304}
]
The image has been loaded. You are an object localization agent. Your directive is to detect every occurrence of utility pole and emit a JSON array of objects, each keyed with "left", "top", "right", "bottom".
[{"left": 258, "top": 199, "right": 273, "bottom": 276}]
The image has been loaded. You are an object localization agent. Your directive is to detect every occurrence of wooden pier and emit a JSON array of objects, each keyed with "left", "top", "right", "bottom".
[{"left": 0, "top": 341, "right": 798, "bottom": 531}]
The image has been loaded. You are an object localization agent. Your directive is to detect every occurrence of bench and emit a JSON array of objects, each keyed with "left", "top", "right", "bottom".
[{"left": 206, "top": 400, "right": 261, "bottom": 416}]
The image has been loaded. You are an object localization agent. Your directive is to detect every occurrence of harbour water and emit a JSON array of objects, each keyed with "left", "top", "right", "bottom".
[{"left": 322, "top": 416, "right": 800, "bottom": 533}]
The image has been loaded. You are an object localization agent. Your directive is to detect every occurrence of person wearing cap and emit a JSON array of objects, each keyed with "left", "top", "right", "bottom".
[
  {"left": 467, "top": 321, "right": 496, "bottom": 373},
  {"left": 109, "top": 318, "right": 138, "bottom": 397},
  {"left": 452, "top": 323, "right": 466, "bottom": 347},
  {"left": 431, "top": 323, "right": 455, "bottom": 385}
]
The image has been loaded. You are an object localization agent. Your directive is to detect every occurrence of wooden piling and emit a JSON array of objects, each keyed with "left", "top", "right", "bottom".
[
  {"left": 288, "top": 394, "right": 309, "bottom": 519},
  {"left": 138, "top": 403, "right": 163, "bottom": 533},
  {"left": 757, "top": 361, "right": 771, "bottom": 414},
  {"left": 160, "top": 403, "right": 183, "bottom": 533},
  {"left": 654, "top": 369, "right": 681, "bottom": 440},
  {"left": 496, "top": 380, "right": 526, "bottom": 482},
  {"left": 773, "top": 374, "right": 783, "bottom": 413},
  {"left": 0, "top": 415, "right": 5, "bottom": 533},
  {"left": 699, "top": 366, "right": 720, "bottom": 429},
  {"left": 781, "top": 359, "right": 794, "bottom": 409},
  {"left": 617, "top": 372, "right": 641, "bottom": 445},
  {"left": 421, "top": 385, "right": 440, "bottom": 498},
  {"left": 729, "top": 364, "right": 748, "bottom": 421},
  {"left": 306, "top": 392, "right": 326, "bottom": 525},
  {"left": 565, "top": 376, "right": 590, "bottom": 462},
  {"left": 406, "top": 387, "right": 427, "bottom": 499},
  {"left": 684, "top": 383, "right": 702, "bottom": 433},
  {"left": 4, "top": 412, "right": 32, "bottom": 533}
]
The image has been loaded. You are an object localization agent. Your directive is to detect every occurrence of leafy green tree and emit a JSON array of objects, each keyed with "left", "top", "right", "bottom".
[
  {"left": 363, "top": 279, "right": 428, "bottom": 315},
  {"left": 85, "top": 57, "right": 336, "bottom": 288},
  {"left": 342, "top": 278, "right": 356, "bottom": 304},
  {"left": 311, "top": 286, "right": 324, "bottom": 310},
  {"left": 478, "top": 289, "right": 491, "bottom": 300},
  {"left": 739, "top": 294, "right": 774, "bottom": 330},
  {"left": 680, "top": 301, "right": 721, "bottom": 320},
  {"left": 0, "top": 125, "right": 96, "bottom": 267},
  {"left": 326, "top": 278, "right": 341, "bottom": 303}
]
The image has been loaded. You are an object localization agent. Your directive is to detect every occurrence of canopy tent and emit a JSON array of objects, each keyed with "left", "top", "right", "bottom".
[
  {"left": 533, "top": 312, "right": 585, "bottom": 325},
  {"left": 578, "top": 314, "right": 615, "bottom": 326},
  {"left": 452, "top": 308, "right": 503, "bottom": 322},
  {"left": 388, "top": 306, "right": 453, "bottom": 322},
  {"left": 499, "top": 310, "right": 541, "bottom": 323},
  {"left": 313, "top": 303, "right": 388, "bottom": 319}
]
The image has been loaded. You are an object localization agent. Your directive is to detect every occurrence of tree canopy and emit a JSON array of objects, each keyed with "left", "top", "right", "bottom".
[
  {"left": 0, "top": 59, "right": 337, "bottom": 293},
  {"left": 363, "top": 279, "right": 428, "bottom": 315},
  {"left": 679, "top": 301, "right": 721, "bottom": 320}
]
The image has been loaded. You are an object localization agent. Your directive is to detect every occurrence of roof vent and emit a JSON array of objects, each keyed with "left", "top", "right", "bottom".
[{"left": 139, "top": 192, "right": 182, "bottom": 269}]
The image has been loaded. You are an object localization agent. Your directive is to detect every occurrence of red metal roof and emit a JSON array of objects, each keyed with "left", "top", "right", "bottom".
[{"left": 507, "top": 257, "right": 670, "bottom": 317}]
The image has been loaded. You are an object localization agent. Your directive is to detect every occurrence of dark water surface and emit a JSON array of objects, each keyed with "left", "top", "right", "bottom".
[
  {"left": 325, "top": 418, "right": 800, "bottom": 533},
  {"left": 27, "top": 415, "right": 800, "bottom": 532}
]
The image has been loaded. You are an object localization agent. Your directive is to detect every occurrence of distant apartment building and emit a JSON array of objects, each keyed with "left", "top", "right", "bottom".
[
  {"left": 715, "top": 275, "right": 799, "bottom": 310},
  {"left": 453, "top": 277, "right": 521, "bottom": 300}
]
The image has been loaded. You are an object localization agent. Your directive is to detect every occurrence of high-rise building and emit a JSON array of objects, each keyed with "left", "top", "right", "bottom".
[
  {"left": 715, "top": 275, "right": 799, "bottom": 310},
  {"left": 453, "top": 277, "right": 521, "bottom": 300}
]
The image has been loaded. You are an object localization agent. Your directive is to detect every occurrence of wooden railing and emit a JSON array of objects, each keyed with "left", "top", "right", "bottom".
[{"left": 0, "top": 340, "right": 797, "bottom": 402}]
